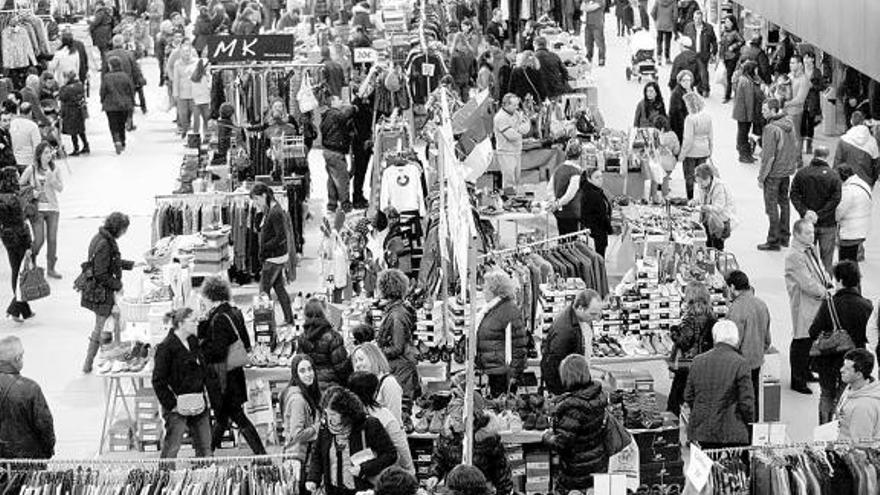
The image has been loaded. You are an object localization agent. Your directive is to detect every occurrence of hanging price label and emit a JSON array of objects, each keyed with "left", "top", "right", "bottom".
[
  {"left": 353, "top": 47, "right": 378, "bottom": 64},
  {"left": 686, "top": 445, "right": 712, "bottom": 492},
  {"left": 422, "top": 63, "right": 435, "bottom": 77}
]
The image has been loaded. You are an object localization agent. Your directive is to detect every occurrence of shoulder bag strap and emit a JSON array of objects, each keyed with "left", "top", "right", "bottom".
[
  {"left": 827, "top": 295, "right": 843, "bottom": 333},
  {"left": 221, "top": 312, "right": 241, "bottom": 344}
]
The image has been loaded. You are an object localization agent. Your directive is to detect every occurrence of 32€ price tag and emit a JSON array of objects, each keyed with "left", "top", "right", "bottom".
[{"left": 422, "top": 63, "right": 435, "bottom": 77}]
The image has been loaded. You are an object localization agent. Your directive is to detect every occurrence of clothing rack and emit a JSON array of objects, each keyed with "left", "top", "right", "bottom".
[
  {"left": 209, "top": 62, "right": 323, "bottom": 71},
  {"left": 155, "top": 191, "right": 251, "bottom": 203},
  {"left": 0, "top": 453, "right": 299, "bottom": 467},
  {"left": 479, "top": 228, "right": 591, "bottom": 259},
  {"left": 702, "top": 439, "right": 876, "bottom": 457}
]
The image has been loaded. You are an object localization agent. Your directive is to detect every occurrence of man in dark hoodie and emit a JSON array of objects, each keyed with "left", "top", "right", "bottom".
[
  {"left": 790, "top": 146, "right": 842, "bottom": 273},
  {"left": 668, "top": 36, "right": 700, "bottom": 91},
  {"left": 757, "top": 98, "right": 799, "bottom": 251},
  {"left": 89, "top": 0, "right": 115, "bottom": 56},
  {"left": 534, "top": 36, "right": 571, "bottom": 98}
]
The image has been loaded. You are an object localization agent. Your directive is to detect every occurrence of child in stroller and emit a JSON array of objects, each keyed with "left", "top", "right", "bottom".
[{"left": 626, "top": 28, "right": 657, "bottom": 82}]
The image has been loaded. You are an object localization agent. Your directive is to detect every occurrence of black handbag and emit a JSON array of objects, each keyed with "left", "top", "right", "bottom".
[
  {"left": 73, "top": 250, "right": 106, "bottom": 304},
  {"left": 809, "top": 295, "right": 855, "bottom": 357}
]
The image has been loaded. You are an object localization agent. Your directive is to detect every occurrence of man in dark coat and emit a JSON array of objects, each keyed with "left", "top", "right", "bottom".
[
  {"left": 0, "top": 112, "right": 17, "bottom": 169},
  {"left": 89, "top": 0, "right": 115, "bottom": 56},
  {"left": 541, "top": 289, "right": 602, "bottom": 395},
  {"left": 685, "top": 320, "right": 755, "bottom": 449},
  {"left": 790, "top": 146, "right": 842, "bottom": 273},
  {"left": 737, "top": 35, "right": 771, "bottom": 85},
  {"left": 675, "top": 0, "right": 700, "bottom": 36},
  {"left": 682, "top": 10, "right": 717, "bottom": 97},
  {"left": 668, "top": 36, "right": 700, "bottom": 91},
  {"left": 102, "top": 35, "right": 146, "bottom": 126},
  {"left": 0, "top": 336, "right": 55, "bottom": 459},
  {"left": 809, "top": 260, "right": 873, "bottom": 424},
  {"left": 534, "top": 36, "right": 571, "bottom": 98}
]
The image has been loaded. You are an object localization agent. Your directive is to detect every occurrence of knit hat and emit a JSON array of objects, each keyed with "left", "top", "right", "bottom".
[{"left": 219, "top": 102, "right": 234, "bottom": 119}]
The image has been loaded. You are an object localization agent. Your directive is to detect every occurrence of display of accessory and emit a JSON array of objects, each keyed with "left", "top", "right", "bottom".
[{"left": 18, "top": 250, "right": 50, "bottom": 301}]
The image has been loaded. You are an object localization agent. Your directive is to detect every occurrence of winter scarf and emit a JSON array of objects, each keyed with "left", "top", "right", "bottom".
[{"left": 327, "top": 421, "right": 354, "bottom": 489}]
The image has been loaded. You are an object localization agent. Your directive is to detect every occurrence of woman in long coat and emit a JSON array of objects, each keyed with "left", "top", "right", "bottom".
[{"left": 58, "top": 71, "right": 89, "bottom": 155}]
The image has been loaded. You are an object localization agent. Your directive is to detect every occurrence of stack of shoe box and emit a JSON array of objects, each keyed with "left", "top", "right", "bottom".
[
  {"left": 408, "top": 438, "right": 434, "bottom": 483},
  {"left": 634, "top": 425, "right": 684, "bottom": 488},
  {"left": 192, "top": 230, "right": 230, "bottom": 275},
  {"left": 507, "top": 444, "right": 526, "bottom": 492},
  {"left": 524, "top": 450, "right": 551, "bottom": 495},
  {"left": 253, "top": 296, "right": 277, "bottom": 349},
  {"left": 108, "top": 419, "right": 136, "bottom": 452},
  {"left": 135, "top": 387, "right": 162, "bottom": 452}
]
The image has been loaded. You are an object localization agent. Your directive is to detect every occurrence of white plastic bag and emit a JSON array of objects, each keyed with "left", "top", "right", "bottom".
[
  {"left": 297, "top": 74, "right": 319, "bottom": 113},
  {"left": 713, "top": 62, "right": 727, "bottom": 88}
]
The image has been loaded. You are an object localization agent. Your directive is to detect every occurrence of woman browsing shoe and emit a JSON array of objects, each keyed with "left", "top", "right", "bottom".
[
  {"left": 0, "top": 167, "right": 34, "bottom": 321},
  {"left": 20, "top": 142, "right": 63, "bottom": 278},
  {"left": 196, "top": 275, "right": 266, "bottom": 455},
  {"left": 80, "top": 212, "right": 135, "bottom": 373}
]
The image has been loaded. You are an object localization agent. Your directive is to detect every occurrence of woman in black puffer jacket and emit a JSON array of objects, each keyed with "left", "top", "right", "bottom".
[
  {"left": 544, "top": 354, "right": 608, "bottom": 492},
  {"left": 296, "top": 298, "right": 350, "bottom": 391},
  {"left": 476, "top": 270, "right": 527, "bottom": 398}
]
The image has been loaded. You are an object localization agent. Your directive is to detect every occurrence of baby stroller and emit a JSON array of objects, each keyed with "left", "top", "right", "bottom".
[{"left": 625, "top": 29, "right": 658, "bottom": 82}]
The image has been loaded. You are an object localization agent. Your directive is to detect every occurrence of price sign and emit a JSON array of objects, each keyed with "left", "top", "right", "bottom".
[
  {"left": 353, "top": 47, "right": 378, "bottom": 64},
  {"left": 686, "top": 445, "right": 712, "bottom": 492},
  {"left": 422, "top": 63, "right": 435, "bottom": 77}
]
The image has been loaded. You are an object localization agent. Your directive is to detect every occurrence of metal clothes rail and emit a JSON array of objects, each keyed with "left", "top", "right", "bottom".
[
  {"left": 479, "top": 228, "right": 591, "bottom": 259},
  {"left": 702, "top": 439, "right": 876, "bottom": 457},
  {"left": 208, "top": 62, "right": 323, "bottom": 71},
  {"left": 0, "top": 452, "right": 299, "bottom": 466}
]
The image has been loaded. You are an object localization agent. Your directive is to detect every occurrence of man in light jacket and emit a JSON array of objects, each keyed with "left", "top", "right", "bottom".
[
  {"left": 834, "top": 111, "right": 880, "bottom": 187},
  {"left": 725, "top": 270, "right": 771, "bottom": 420},
  {"left": 837, "top": 349, "right": 880, "bottom": 442},
  {"left": 790, "top": 146, "right": 842, "bottom": 273},
  {"left": 493, "top": 93, "right": 531, "bottom": 189},
  {"left": 784, "top": 218, "right": 832, "bottom": 395},
  {"left": 758, "top": 98, "right": 799, "bottom": 251}
]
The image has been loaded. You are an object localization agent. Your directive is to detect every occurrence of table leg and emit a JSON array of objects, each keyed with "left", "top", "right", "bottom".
[{"left": 98, "top": 376, "right": 117, "bottom": 455}]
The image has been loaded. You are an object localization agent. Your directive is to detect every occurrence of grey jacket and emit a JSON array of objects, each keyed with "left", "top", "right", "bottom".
[
  {"left": 759, "top": 114, "right": 799, "bottom": 183},
  {"left": 727, "top": 290, "right": 772, "bottom": 369},
  {"left": 784, "top": 238, "right": 830, "bottom": 340}
]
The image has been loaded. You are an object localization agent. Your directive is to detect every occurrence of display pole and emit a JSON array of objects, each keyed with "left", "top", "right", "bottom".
[{"left": 462, "top": 237, "right": 478, "bottom": 465}]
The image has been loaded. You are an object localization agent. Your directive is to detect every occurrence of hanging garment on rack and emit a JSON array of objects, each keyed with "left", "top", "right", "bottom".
[
  {"left": 2, "top": 24, "right": 37, "bottom": 68},
  {"left": 379, "top": 161, "right": 426, "bottom": 217}
]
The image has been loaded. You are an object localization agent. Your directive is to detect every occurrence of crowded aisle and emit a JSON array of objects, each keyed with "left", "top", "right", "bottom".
[{"left": 0, "top": 0, "right": 879, "bottom": 493}]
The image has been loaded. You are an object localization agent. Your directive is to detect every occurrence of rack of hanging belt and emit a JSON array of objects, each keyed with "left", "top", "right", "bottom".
[{"left": 479, "top": 228, "right": 592, "bottom": 259}]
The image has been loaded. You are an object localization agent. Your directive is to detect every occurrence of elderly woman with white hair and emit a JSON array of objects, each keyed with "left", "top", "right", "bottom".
[
  {"left": 684, "top": 319, "right": 755, "bottom": 449},
  {"left": 477, "top": 270, "right": 527, "bottom": 397}
]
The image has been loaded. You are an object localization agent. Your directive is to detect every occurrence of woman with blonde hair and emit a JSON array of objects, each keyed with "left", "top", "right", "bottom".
[
  {"left": 666, "top": 281, "right": 716, "bottom": 415},
  {"left": 507, "top": 50, "right": 545, "bottom": 104},
  {"left": 476, "top": 270, "right": 526, "bottom": 397},
  {"left": 679, "top": 91, "right": 713, "bottom": 200},
  {"left": 352, "top": 342, "right": 404, "bottom": 422}
]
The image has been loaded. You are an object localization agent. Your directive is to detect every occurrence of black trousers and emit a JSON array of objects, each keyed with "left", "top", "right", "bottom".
[
  {"left": 211, "top": 402, "right": 266, "bottom": 454},
  {"left": 592, "top": 232, "right": 608, "bottom": 258},
  {"left": 751, "top": 367, "right": 761, "bottom": 422},
  {"left": 656, "top": 31, "right": 672, "bottom": 60},
  {"left": 71, "top": 132, "right": 89, "bottom": 151},
  {"left": 106, "top": 110, "right": 128, "bottom": 145},
  {"left": 350, "top": 140, "right": 371, "bottom": 203},
  {"left": 487, "top": 374, "right": 517, "bottom": 398},
  {"left": 723, "top": 58, "right": 738, "bottom": 100},
  {"left": 790, "top": 337, "right": 813, "bottom": 389},
  {"left": 839, "top": 242, "right": 861, "bottom": 263},
  {"left": 667, "top": 368, "right": 689, "bottom": 416},
  {"left": 736, "top": 121, "right": 753, "bottom": 157},
  {"left": 555, "top": 216, "right": 580, "bottom": 236},
  {"left": 3, "top": 240, "right": 32, "bottom": 318}
]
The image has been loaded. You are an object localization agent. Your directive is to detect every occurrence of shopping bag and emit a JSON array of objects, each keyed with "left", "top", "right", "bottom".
[
  {"left": 713, "top": 62, "right": 727, "bottom": 88},
  {"left": 647, "top": 155, "right": 666, "bottom": 184},
  {"left": 604, "top": 411, "right": 633, "bottom": 456},
  {"left": 18, "top": 251, "right": 50, "bottom": 302},
  {"left": 297, "top": 74, "right": 319, "bottom": 113},
  {"left": 100, "top": 314, "right": 117, "bottom": 345}
]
